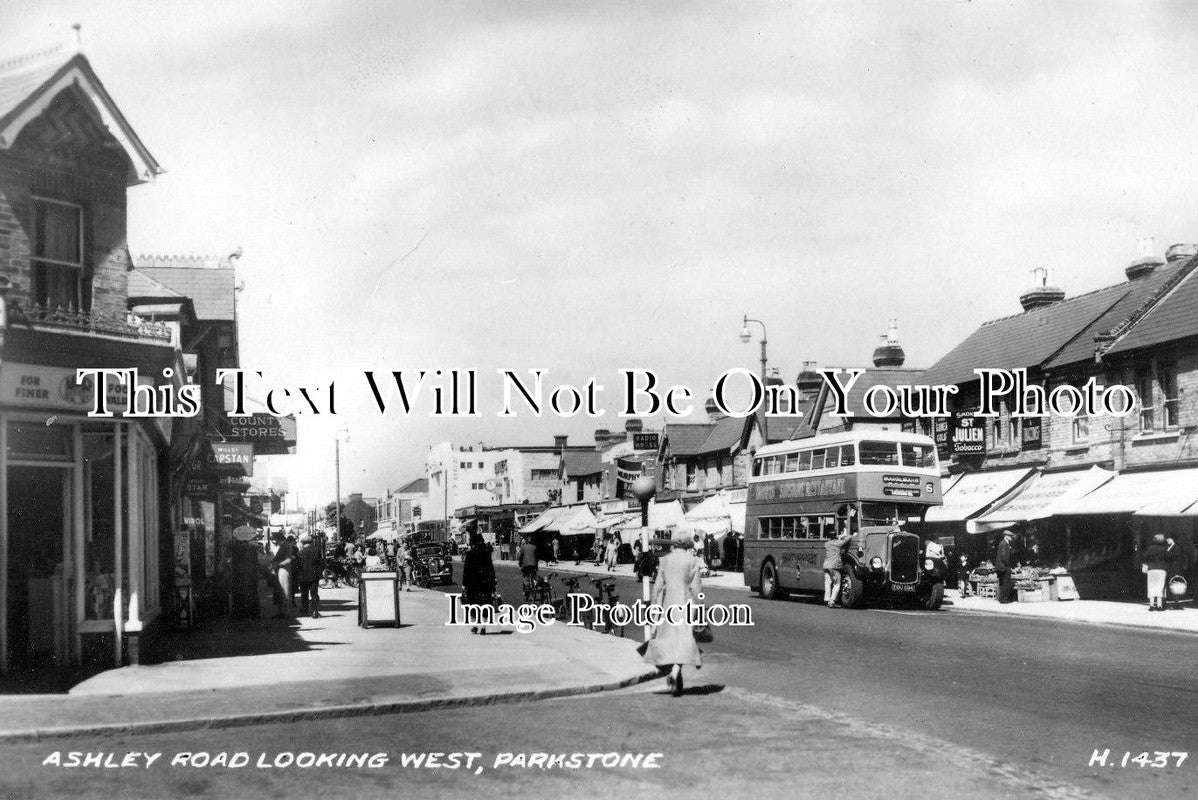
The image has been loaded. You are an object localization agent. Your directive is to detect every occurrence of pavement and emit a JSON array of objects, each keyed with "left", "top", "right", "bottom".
[
  {"left": 520, "top": 556, "right": 1198, "bottom": 633},
  {"left": 946, "top": 588, "right": 1198, "bottom": 633},
  {"left": 0, "top": 584, "right": 659, "bottom": 742}
]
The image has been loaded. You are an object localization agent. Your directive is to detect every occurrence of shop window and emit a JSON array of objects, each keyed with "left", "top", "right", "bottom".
[
  {"left": 685, "top": 463, "right": 697, "bottom": 489},
  {"left": 7, "top": 422, "right": 72, "bottom": 461},
  {"left": 32, "top": 198, "right": 84, "bottom": 312}
]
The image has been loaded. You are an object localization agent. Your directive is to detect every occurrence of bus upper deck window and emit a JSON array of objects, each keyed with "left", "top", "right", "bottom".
[
  {"left": 840, "top": 444, "right": 855, "bottom": 466},
  {"left": 810, "top": 449, "right": 826, "bottom": 470},
  {"left": 753, "top": 458, "right": 763, "bottom": 477},
  {"left": 784, "top": 453, "right": 798, "bottom": 472},
  {"left": 797, "top": 451, "right": 812, "bottom": 471},
  {"left": 901, "top": 443, "right": 936, "bottom": 468},
  {"left": 859, "top": 441, "right": 899, "bottom": 465}
]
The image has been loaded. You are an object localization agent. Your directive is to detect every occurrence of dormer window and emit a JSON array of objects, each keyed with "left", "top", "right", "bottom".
[{"left": 32, "top": 197, "right": 83, "bottom": 311}]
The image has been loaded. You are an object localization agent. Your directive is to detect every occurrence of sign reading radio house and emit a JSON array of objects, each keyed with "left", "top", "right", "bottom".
[{"left": 632, "top": 432, "right": 660, "bottom": 452}]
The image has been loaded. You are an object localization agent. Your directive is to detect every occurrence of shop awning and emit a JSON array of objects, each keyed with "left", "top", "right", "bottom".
[
  {"left": 967, "top": 466, "right": 1114, "bottom": 533},
  {"left": 225, "top": 502, "right": 267, "bottom": 529},
  {"left": 684, "top": 492, "right": 747, "bottom": 538},
  {"left": 518, "top": 506, "right": 564, "bottom": 534},
  {"left": 1055, "top": 467, "right": 1198, "bottom": 516},
  {"left": 924, "top": 468, "right": 1034, "bottom": 523},
  {"left": 553, "top": 505, "right": 602, "bottom": 536}
]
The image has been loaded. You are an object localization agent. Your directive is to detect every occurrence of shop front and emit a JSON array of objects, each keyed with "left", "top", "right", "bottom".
[
  {"left": 1056, "top": 467, "right": 1198, "bottom": 599},
  {"left": 0, "top": 333, "right": 178, "bottom": 678}
]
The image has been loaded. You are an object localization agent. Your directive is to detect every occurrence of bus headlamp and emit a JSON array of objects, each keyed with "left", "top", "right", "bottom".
[{"left": 869, "top": 557, "right": 883, "bottom": 569}]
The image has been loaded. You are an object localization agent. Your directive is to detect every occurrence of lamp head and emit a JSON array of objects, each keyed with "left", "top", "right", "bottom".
[
  {"left": 739, "top": 324, "right": 751, "bottom": 343},
  {"left": 631, "top": 475, "right": 656, "bottom": 502}
]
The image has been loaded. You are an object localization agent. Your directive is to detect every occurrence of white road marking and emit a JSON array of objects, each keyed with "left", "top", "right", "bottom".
[{"left": 725, "top": 687, "right": 1099, "bottom": 800}]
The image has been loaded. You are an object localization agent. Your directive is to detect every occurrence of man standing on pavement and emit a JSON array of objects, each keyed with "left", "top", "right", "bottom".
[
  {"left": 293, "top": 533, "right": 323, "bottom": 618},
  {"left": 518, "top": 535, "right": 539, "bottom": 589},
  {"left": 995, "top": 529, "right": 1016, "bottom": 604}
]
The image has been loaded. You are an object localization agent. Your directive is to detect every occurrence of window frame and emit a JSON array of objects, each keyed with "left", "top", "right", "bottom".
[{"left": 31, "top": 195, "right": 85, "bottom": 311}]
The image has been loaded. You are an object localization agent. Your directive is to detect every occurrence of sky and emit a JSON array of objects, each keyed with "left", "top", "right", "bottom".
[{"left": 8, "top": 1, "right": 1198, "bottom": 506}]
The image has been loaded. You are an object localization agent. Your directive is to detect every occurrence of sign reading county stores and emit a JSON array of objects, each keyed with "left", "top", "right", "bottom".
[
  {"left": 225, "top": 412, "right": 297, "bottom": 455},
  {"left": 632, "top": 432, "right": 660, "bottom": 451}
]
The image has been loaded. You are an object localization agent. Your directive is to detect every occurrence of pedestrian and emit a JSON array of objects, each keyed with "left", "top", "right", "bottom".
[
  {"left": 364, "top": 544, "right": 385, "bottom": 570},
  {"left": 605, "top": 535, "right": 620, "bottom": 571},
  {"left": 642, "top": 530, "right": 704, "bottom": 697},
  {"left": 551, "top": 537, "right": 560, "bottom": 564},
  {"left": 593, "top": 536, "right": 604, "bottom": 566},
  {"left": 823, "top": 530, "right": 853, "bottom": 607},
  {"left": 230, "top": 523, "right": 260, "bottom": 619},
  {"left": 957, "top": 553, "right": 972, "bottom": 598},
  {"left": 293, "top": 533, "right": 323, "bottom": 618},
  {"left": 518, "top": 535, "right": 539, "bottom": 594},
  {"left": 270, "top": 531, "right": 295, "bottom": 619},
  {"left": 995, "top": 529, "right": 1016, "bottom": 604},
  {"left": 462, "top": 531, "right": 497, "bottom": 635},
  {"left": 1142, "top": 534, "right": 1170, "bottom": 611}
]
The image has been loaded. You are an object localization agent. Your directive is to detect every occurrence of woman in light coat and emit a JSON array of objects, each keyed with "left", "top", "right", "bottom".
[{"left": 643, "top": 531, "right": 704, "bottom": 696}]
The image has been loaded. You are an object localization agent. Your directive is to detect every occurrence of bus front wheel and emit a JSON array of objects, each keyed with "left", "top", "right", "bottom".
[
  {"left": 839, "top": 570, "right": 865, "bottom": 609},
  {"left": 759, "top": 561, "right": 783, "bottom": 600}
]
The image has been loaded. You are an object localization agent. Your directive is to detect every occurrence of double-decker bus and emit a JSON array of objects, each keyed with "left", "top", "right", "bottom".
[{"left": 743, "top": 430, "right": 947, "bottom": 609}]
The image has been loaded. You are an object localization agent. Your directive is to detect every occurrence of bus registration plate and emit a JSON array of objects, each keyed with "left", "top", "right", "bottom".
[{"left": 890, "top": 584, "right": 916, "bottom": 592}]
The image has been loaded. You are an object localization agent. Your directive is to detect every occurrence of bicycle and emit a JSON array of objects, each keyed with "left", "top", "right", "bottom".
[
  {"left": 319, "top": 558, "right": 360, "bottom": 589},
  {"left": 589, "top": 577, "right": 623, "bottom": 637},
  {"left": 555, "top": 574, "right": 584, "bottom": 620},
  {"left": 526, "top": 572, "right": 558, "bottom": 606}
]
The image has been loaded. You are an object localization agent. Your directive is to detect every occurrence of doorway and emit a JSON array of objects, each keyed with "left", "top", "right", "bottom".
[{"left": 7, "top": 466, "right": 70, "bottom": 673}]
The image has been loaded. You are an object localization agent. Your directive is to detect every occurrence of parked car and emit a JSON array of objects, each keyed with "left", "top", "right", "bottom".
[{"left": 414, "top": 543, "right": 453, "bottom": 586}]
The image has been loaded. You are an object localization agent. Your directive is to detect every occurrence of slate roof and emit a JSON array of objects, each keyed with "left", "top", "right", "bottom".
[
  {"left": 0, "top": 47, "right": 68, "bottom": 122},
  {"left": 562, "top": 450, "right": 603, "bottom": 477},
  {"left": 820, "top": 367, "right": 926, "bottom": 417},
  {"left": 133, "top": 255, "right": 237, "bottom": 321},
  {"left": 127, "top": 269, "right": 183, "bottom": 300},
  {"left": 663, "top": 423, "right": 716, "bottom": 457},
  {"left": 1104, "top": 262, "right": 1198, "bottom": 356},
  {"left": 0, "top": 49, "right": 161, "bottom": 182},
  {"left": 922, "top": 262, "right": 1193, "bottom": 384},
  {"left": 397, "top": 478, "right": 428, "bottom": 494}
]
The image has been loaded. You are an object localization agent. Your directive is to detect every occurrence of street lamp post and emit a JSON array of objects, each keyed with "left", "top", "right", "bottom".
[
  {"left": 334, "top": 428, "right": 349, "bottom": 547},
  {"left": 739, "top": 314, "right": 769, "bottom": 446},
  {"left": 631, "top": 476, "right": 657, "bottom": 640}
]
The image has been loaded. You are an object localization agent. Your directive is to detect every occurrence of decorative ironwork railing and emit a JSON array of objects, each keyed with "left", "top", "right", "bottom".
[{"left": 12, "top": 302, "right": 174, "bottom": 342}]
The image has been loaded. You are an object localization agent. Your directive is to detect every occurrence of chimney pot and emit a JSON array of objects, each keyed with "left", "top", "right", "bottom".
[
  {"left": 1166, "top": 243, "right": 1198, "bottom": 264},
  {"left": 1019, "top": 267, "right": 1065, "bottom": 310}
]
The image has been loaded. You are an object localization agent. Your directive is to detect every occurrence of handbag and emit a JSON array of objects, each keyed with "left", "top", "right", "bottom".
[{"left": 692, "top": 624, "right": 714, "bottom": 644}]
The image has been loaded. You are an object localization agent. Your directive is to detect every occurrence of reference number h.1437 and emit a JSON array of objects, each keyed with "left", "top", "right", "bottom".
[{"left": 1089, "top": 750, "right": 1187, "bottom": 768}]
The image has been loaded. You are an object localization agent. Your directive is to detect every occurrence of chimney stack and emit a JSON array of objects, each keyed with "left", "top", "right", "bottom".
[
  {"left": 705, "top": 397, "right": 726, "bottom": 421},
  {"left": 554, "top": 434, "right": 568, "bottom": 449},
  {"left": 1019, "top": 267, "right": 1066, "bottom": 311},
  {"left": 871, "top": 318, "right": 907, "bottom": 366},
  {"left": 1126, "top": 237, "right": 1165, "bottom": 281},
  {"left": 1165, "top": 243, "right": 1198, "bottom": 264}
]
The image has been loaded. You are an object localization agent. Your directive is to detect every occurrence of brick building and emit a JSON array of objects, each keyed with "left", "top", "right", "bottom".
[
  {"left": 0, "top": 47, "right": 188, "bottom": 678},
  {"left": 920, "top": 247, "right": 1198, "bottom": 598}
]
